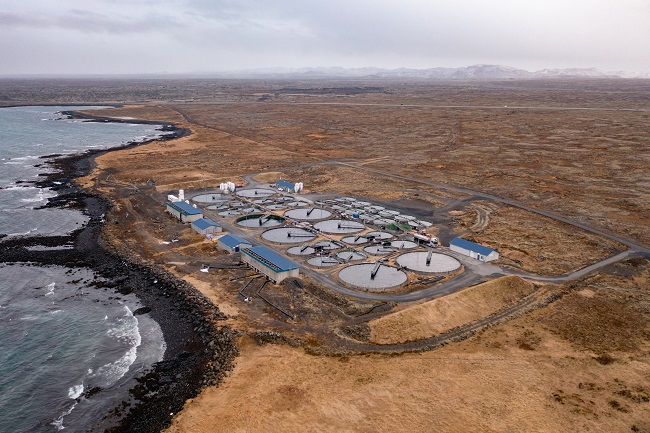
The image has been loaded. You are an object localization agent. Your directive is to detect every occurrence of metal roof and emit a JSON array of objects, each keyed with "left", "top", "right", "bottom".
[
  {"left": 277, "top": 179, "right": 295, "bottom": 190},
  {"left": 242, "top": 246, "right": 299, "bottom": 272},
  {"left": 167, "top": 201, "right": 202, "bottom": 216},
  {"left": 218, "top": 234, "right": 251, "bottom": 248},
  {"left": 191, "top": 218, "right": 220, "bottom": 230},
  {"left": 450, "top": 237, "right": 495, "bottom": 256}
]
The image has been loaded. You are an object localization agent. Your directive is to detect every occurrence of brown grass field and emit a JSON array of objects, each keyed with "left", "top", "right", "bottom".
[{"left": 6, "top": 78, "right": 648, "bottom": 432}]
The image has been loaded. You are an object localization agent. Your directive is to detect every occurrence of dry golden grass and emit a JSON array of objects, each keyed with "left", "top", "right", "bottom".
[
  {"left": 369, "top": 276, "right": 534, "bottom": 344},
  {"left": 471, "top": 206, "right": 626, "bottom": 275},
  {"left": 166, "top": 318, "right": 650, "bottom": 433},
  {"left": 251, "top": 171, "right": 289, "bottom": 183}
]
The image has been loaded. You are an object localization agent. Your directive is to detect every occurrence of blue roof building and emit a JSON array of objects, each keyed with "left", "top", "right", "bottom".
[
  {"left": 166, "top": 201, "right": 203, "bottom": 223},
  {"left": 241, "top": 245, "right": 300, "bottom": 283},
  {"left": 449, "top": 237, "right": 499, "bottom": 262},
  {"left": 277, "top": 179, "right": 296, "bottom": 192},
  {"left": 217, "top": 234, "right": 252, "bottom": 253},
  {"left": 191, "top": 218, "right": 222, "bottom": 235}
]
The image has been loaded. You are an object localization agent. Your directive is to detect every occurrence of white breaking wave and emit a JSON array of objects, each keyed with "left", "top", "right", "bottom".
[
  {"left": 89, "top": 306, "right": 141, "bottom": 386},
  {"left": 51, "top": 401, "right": 78, "bottom": 431},
  {"left": 10, "top": 155, "right": 39, "bottom": 161},
  {"left": 45, "top": 282, "right": 56, "bottom": 296},
  {"left": 68, "top": 384, "right": 84, "bottom": 399},
  {"left": 3, "top": 185, "right": 39, "bottom": 191}
]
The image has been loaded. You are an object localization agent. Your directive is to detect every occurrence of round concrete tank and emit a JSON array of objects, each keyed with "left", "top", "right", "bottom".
[
  {"left": 261, "top": 227, "right": 316, "bottom": 244},
  {"left": 284, "top": 208, "right": 332, "bottom": 220},
  {"left": 314, "top": 219, "right": 364, "bottom": 234},
  {"left": 396, "top": 252, "right": 461, "bottom": 273},
  {"left": 390, "top": 240, "right": 418, "bottom": 250},
  {"left": 237, "top": 188, "right": 274, "bottom": 197},
  {"left": 287, "top": 245, "right": 316, "bottom": 255},
  {"left": 307, "top": 256, "right": 339, "bottom": 267},
  {"left": 338, "top": 263, "right": 407, "bottom": 291},
  {"left": 336, "top": 250, "right": 367, "bottom": 262},
  {"left": 236, "top": 214, "right": 285, "bottom": 228}
]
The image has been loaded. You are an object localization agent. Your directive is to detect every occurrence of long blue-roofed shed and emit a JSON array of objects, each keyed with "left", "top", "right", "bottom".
[
  {"left": 241, "top": 245, "right": 299, "bottom": 283},
  {"left": 166, "top": 201, "right": 203, "bottom": 223}
]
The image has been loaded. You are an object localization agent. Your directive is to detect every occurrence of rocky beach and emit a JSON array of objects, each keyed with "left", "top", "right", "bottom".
[{"left": 0, "top": 111, "right": 237, "bottom": 432}]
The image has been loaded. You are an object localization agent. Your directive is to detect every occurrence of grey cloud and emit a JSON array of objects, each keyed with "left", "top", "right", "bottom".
[{"left": 0, "top": 0, "right": 648, "bottom": 74}]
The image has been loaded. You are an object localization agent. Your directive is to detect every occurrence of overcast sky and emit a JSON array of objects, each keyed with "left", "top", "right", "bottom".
[{"left": 1, "top": 0, "right": 649, "bottom": 75}]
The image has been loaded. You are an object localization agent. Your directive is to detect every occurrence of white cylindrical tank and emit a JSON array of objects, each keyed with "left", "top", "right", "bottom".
[{"left": 179, "top": 189, "right": 185, "bottom": 200}]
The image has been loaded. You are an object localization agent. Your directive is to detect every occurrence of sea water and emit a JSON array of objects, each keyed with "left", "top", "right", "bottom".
[{"left": 0, "top": 106, "right": 168, "bottom": 432}]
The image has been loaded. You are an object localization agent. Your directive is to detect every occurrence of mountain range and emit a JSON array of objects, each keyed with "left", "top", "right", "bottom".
[{"left": 218, "top": 64, "right": 649, "bottom": 80}]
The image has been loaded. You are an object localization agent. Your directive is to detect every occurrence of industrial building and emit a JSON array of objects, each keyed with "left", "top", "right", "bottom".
[
  {"left": 165, "top": 201, "right": 203, "bottom": 223},
  {"left": 217, "top": 234, "right": 252, "bottom": 254},
  {"left": 191, "top": 218, "right": 222, "bottom": 236},
  {"left": 276, "top": 179, "right": 303, "bottom": 193},
  {"left": 241, "top": 245, "right": 300, "bottom": 283},
  {"left": 449, "top": 237, "right": 499, "bottom": 262}
]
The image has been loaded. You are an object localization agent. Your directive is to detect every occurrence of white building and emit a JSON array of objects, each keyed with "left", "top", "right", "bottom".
[{"left": 449, "top": 237, "right": 499, "bottom": 262}]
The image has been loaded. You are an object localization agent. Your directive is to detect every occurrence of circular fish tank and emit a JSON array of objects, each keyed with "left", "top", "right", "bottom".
[
  {"left": 284, "top": 208, "right": 332, "bottom": 220},
  {"left": 341, "top": 235, "right": 368, "bottom": 245},
  {"left": 336, "top": 250, "right": 367, "bottom": 262},
  {"left": 313, "top": 240, "right": 344, "bottom": 250},
  {"left": 286, "top": 201, "right": 309, "bottom": 207},
  {"left": 237, "top": 188, "right": 274, "bottom": 197},
  {"left": 266, "top": 204, "right": 286, "bottom": 211},
  {"left": 314, "top": 219, "right": 364, "bottom": 234},
  {"left": 307, "top": 256, "right": 340, "bottom": 267},
  {"left": 261, "top": 227, "right": 316, "bottom": 244},
  {"left": 236, "top": 214, "right": 285, "bottom": 228},
  {"left": 218, "top": 210, "right": 241, "bottom": 217},
  {"left": 287, "top": 245, "right": 316, "bottom": 255},
  {"left": 207, "top": 204, "right": 229, "bottom": 210},
  {"left": 365, "top": 231, "right": 393, "bottom": 240},
  {"left": 396, "top": 252, "right": 461, "bottom": 273},
  {"left": 192, "top": 193, "right": 228, "bottom": 203},
  {"left": 364, "top": 245, "right": 394, "bottom": 255},
  {"left": 372, "top": 218, "right": 394, "bottom": 227},
  {"left": 338, "top": 263, "right": 407, "bottom": 291},
  {"left": 390, "top": 240, "right": 418, "bottom": 250}
]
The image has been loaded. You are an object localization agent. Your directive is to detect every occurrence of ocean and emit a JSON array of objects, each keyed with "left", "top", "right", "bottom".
[{"left": 0, "top": 106, "right": 170, "bottom": 432}]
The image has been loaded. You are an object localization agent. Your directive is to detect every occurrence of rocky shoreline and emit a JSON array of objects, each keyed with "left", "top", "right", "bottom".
[{"left": 0, "top": 117, "right": 238, "bottom": 432}]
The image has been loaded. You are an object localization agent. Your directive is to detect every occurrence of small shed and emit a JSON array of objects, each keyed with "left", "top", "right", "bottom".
[
  {"left": 166, "top": 201, "right": 203, "bottom": 223},
  {"left": 241, "top": 245, "right": 299, "bottom": 283},
  {"left": 217, "top": 234, "right": 252, "bottom": 254},
  {"left": 191, "top": 218, "right": 222, "bottom": 236},
  {"left": 449, "top": 237, "right": 499, "bottom": 262}
]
